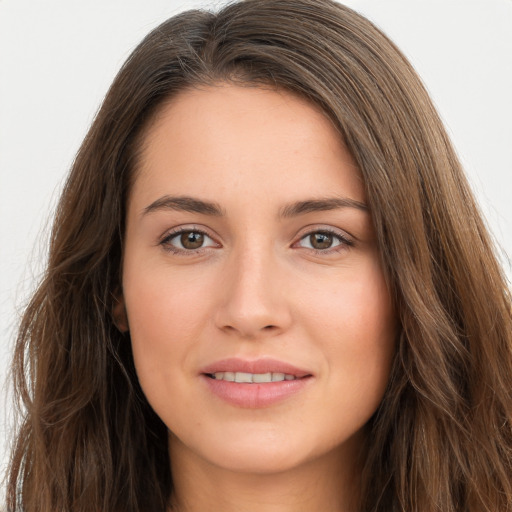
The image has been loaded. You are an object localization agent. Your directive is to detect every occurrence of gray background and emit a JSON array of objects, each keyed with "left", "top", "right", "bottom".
[{"left": 1, "top": 0, "right": 511, "bottom": 494}]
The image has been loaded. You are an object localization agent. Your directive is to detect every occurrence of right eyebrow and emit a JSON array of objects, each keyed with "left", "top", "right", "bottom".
[{"left": 141, "top": 195, "right": 225, "bottom": 218}]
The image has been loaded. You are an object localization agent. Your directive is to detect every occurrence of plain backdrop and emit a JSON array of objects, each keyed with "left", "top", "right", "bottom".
[{"left": 1, "top": 0, "right": 511, "bottom": 491}]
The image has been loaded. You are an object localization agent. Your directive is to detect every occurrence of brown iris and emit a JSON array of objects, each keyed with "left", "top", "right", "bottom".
[
  {"left": 181, "top": 231, "right": 204, "bottom": 249},
  {"left": 310, "top": 232, "right": 333, "bottom": 249}
]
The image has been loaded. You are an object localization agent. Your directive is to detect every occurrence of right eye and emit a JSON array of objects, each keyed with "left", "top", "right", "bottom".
[{"left": 161, "top": 229, "right": 218, "bottom": 253}]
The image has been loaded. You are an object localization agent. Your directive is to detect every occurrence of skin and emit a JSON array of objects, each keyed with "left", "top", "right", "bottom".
[{"left": 117, "top": 83, "right": 397, "bottom": 512}]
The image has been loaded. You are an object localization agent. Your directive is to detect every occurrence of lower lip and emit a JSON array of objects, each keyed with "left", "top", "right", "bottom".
[{"left": 202, "top": 375, "right": 312, "bottom": 408}]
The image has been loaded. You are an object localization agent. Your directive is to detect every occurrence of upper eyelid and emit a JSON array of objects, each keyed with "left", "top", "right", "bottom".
[
  {"left": 294, "top": 224, "right": 355, "bottom": 242},
  {"left": 160, "top": 225, "right": 217, "bottom": 242},
  {"left": 295, "top": 230, "right": 353, "bottom": 249}
]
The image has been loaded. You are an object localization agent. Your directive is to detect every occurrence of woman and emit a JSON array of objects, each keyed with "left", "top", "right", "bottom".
[{"left": 6, "top": 0, "right": 512, "bottom": 511}]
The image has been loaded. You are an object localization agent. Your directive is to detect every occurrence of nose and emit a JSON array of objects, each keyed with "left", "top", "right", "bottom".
[{"left": 214, "top": 245, "right": 292, "bottom": 339}]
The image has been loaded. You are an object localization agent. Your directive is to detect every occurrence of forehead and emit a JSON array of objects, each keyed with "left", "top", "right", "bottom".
[{"left": 130, "top": 83, "right": 364, "bottom": 212}]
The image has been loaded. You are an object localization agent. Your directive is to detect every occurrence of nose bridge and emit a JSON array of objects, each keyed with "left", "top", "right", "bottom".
[{"left": 216, "top": 239, "right": 290, "bottom": 337}]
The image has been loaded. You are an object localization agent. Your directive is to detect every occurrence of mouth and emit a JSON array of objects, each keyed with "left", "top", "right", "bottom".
[
  {"left": 200, "top": 357, "right": 312, "bottom": 380},
  {"left": 205, "top": 371, "right": 302, "bottom": 383},
  {"left": 200, "top": 358, "right": 313, "bottom": 408}
]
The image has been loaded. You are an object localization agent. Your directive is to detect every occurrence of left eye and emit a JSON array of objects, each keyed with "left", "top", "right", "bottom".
[
  {"left": 163, "top": 230, "right": 217, "bottom": 251},
  {"left": 297, "top": 231, "right": 348, "bottom": 250}
]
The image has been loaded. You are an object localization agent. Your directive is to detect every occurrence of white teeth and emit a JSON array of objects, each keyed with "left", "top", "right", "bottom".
[
  {"left": 252, "top": 372, "right": 272, "bottom": 383},
  {"left": 235, "top": 372, "right": 253, "bottom": 383},
  {"left": 212, "top": 372, "right": 297, "bottom": 383}
]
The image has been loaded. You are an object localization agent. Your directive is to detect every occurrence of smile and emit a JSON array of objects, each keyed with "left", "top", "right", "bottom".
[
  {"left": 209, "top": 372, "right": 298, "bottom": 383},
  {"left": 200, "top": 358, "right": 313, "bottom": 408}
]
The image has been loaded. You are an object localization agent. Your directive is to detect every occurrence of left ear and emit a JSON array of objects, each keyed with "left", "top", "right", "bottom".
[{"left": 112, "top": 288, "right": 129, "bottom": 333}]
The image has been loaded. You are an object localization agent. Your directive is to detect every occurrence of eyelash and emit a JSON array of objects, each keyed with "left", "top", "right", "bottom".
[
  {"left": 159, "top": 227, "right": 354, "bottom": 255},
  {"left": 159, "top": 227, "right": 217, "bottom": 255},
  {"left": 295, "top": 228, "right": 354, "bottom": 255}
]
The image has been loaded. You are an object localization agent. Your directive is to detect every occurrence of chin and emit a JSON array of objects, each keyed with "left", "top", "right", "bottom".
[
  {"left": 169, "top": 423, "right": 316, "bottom": 475},
  {"left": 208, "top": 444, "right": 309, "bottom": 475}
]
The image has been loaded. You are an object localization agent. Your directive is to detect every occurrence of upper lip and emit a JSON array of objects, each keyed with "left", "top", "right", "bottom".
[{"left": 200, "top": 358, "right": 312, "bottom": 378}]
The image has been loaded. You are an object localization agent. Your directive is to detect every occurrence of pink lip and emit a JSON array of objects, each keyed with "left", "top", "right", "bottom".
[
  {"left": 200, "top": 357, "right": 311, "bottom": 377},
  {"left": 200, "top": 358, "right": 313, "bottom": 408}
]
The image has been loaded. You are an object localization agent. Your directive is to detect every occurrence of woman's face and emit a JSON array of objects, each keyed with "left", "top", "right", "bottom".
[{"left": 119, "top": 84, "right": 396, "bottom": 474}]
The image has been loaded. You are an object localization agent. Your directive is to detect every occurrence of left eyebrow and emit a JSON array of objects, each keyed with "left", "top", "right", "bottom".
[{"left": 279, "top": 197, "right": 368, "bottom": 218}]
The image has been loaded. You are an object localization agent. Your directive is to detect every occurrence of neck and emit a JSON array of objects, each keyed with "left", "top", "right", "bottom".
[{"left": 167, "top": 432, "right": 363, "bottom": 512}]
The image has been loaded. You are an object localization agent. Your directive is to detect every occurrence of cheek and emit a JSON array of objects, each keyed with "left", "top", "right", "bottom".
[
  {"left": 122, "top": 263, "right": 214, "bottom": 392},
  {"left": 304, "top": 254, "right": 395, "bottom": 337},
  {"left": 302, "top": 256, "right": 396, "bottom": 409}
]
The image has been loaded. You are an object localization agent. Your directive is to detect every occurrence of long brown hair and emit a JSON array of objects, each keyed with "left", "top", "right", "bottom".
[{"left": 7, "top": 1, "right": 512, "bottom": 510}]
